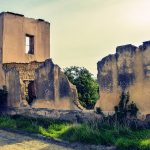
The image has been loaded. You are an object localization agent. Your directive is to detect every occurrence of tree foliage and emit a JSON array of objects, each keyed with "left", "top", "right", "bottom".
[{"left": 64, "top": 66, "right": 99, "bottom": 109}]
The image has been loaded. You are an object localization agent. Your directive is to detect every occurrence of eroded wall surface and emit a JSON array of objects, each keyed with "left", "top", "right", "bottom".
[
  {"left": 95, "top": 42, "right": 150, "bottom": 115},
  {"left": 5, "top": 68, "right": 21, "bottom": 107},
  {"left": 0, "top": 15, "right": 5, "bottom": 88},
  {"left": 33, "top": 59, "right": 83, "bottom": 110},
  {"left": 1, "top": 59, "right": 83, "bottom": 110},
  {"left": 0, "top": 50, "right": 5, "bottom": 89},
  {"left": 0, "top": 14, "right": 3, "bottom": 54},
  {"left": 1, "top": 12, "right": 50, "bottom": 63}
]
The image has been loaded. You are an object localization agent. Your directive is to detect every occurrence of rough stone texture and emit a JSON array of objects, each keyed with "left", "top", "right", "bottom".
[
  {"left": 32, "top": 59, "right": 83, "bottom": 110},
  {"left": 0, "top": 59, "right": 82, "bottom": 110},
  {"left": 0, "top": 49, "right": 5, "bottom": 89},
  {"left": 3, "top": 62, "right": 42, "bottom": 107},
  {"left": 0, "top": 48, "right": 21, "bottom": 108},
  {"left": 0, "top": 108, "right": 102, "bottom": 123},
  {"left": 5, "top": 68, "right": 21, "bottom": 108},
  {"left": 95, "top": 42, "right": 150, "bottom": 115}
]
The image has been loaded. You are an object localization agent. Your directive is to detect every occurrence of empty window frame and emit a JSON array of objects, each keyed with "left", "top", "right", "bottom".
[{"left": 25, "top": 34, "right": 34, "bottom": 54}]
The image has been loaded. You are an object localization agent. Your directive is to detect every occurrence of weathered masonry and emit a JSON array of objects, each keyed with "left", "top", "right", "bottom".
[
  {"left": 0, "top": 12, "right": 50, "bottom": 63},
  {"left": 95, "top": 42, "right": 150, "bottom": 115},
  {"left": 0, "top": 12, "right": 82, "bottom": 110}
]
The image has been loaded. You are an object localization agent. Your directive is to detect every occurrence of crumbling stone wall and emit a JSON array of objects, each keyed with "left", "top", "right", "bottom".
[
  {"left": 3, "top": 62, "right": 42, "bottom": 106},
  {"left": 0, "top": 12, "right": 83, "bottom": 111},
  {"left": 5, "top": 68, "right": 21, "bottom": 107},
  {"left": 32, "top": 59, "right": 83, "bottom": 110},
  {"left": 0, "top": 59, "right": 83, "bottom": 110},
  {"left": 95, "top": 41, "right": 150, "bottom": 115}
]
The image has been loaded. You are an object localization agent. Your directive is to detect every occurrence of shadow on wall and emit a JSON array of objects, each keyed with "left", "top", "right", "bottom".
[
  {"left": 31, "top": 98, "right": 76, "bottom": 110},
  {"left": 0, "top": 86, "right": 8, "bottom": 106}
]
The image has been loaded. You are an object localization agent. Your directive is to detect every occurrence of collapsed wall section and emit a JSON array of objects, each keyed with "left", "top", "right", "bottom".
[
  {"left": 95, "top": 42, "right": 150, "bottom": 115},
  {"left": 32, "top": 59, "right": 83, "bottom": 110},
  {"left": 0, "top": 59, "right": 83, "bottom": 110}
]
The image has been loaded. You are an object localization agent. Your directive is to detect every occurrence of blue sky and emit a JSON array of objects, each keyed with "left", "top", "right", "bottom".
[{"left": 1, "top": 0, "right": 150, "bottom": 76}]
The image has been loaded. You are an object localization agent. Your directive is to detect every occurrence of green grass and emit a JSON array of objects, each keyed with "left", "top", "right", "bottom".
[{"left": 0, "top": 115, "right": 150, "bottom": 150}]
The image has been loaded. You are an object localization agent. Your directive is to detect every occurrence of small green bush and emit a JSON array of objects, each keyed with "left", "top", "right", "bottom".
[
  {"left": 0, "top": 116, "right": 16, "bottom": 129},
  {"left": 95, "top": 107, "right": 103, "bottom": 115},
  {"left": 114, "top": 92, "right": 139, "bottom": 122},
  {"left": 116, "top": 138, "right": 139, "bottom": 150},
  {"left": 139, "top": 139, "right": 150, "bottom": 150}
]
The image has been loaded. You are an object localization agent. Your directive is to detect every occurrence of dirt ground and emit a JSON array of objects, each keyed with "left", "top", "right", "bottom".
[{"left": 0, "top": 129, "right": 115, "bottom": 150}]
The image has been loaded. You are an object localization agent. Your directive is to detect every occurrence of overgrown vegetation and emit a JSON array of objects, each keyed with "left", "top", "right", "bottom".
[
  {"left": 0, "top": 115, "right": 150, "bottom": 150},
  {"left": 0, "top": 92, "right": 147, "bottom": 149},
  {"left": 114, "top": 92, "right": 139, "bottom": 123},
  {"left": 64, "top": 66, "right": 99, "bottom": 109},
  {"left": 95, "top": 107, "right": 104, "bottom": 116}
]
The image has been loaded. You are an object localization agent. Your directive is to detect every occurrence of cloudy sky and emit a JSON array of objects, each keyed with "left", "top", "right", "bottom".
[{"left": 1, "top": 0, "right": 150, "bottom": 76}]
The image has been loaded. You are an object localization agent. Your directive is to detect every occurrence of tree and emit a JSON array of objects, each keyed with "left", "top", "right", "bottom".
[{"left": 64, "top": 66, "right": 99, "bottom": 109}]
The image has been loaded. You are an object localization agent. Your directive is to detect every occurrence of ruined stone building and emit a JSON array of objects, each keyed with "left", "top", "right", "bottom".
[
  {"left": 0, "top": 12, "right": 82, "bottom": 110},
  {"left": 95, "top": 42, "right": 150, "bottom": 115}
]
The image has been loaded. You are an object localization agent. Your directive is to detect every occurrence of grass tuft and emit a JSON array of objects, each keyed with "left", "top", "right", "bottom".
[{"left": 0, "top": 115, "right": 150, "bottom": 150}]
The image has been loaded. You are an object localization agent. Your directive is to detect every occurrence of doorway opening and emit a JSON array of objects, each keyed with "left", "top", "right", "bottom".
[{"left": 26, "top": 81, "right": 36, "bottom": 105}]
